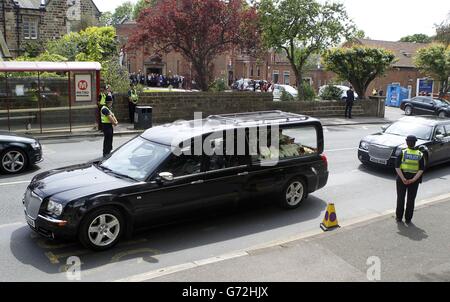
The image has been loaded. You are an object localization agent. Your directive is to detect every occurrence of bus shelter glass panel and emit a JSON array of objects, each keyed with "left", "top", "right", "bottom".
[
  {"left": 0, "top": 74, "right": 9, "bottom": 131},
  {"left": 7, "top": 72, "right": 41, "bottom": 133},
  {"left": 71, "top": 71, "right": 98, "bottom": 130},
  {"left": 39, "top": 72, "right": 70, "bottom": 133}
]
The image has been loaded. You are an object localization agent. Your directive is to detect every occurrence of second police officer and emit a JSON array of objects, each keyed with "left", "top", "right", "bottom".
[{"left": 395, "top": 135, "right": 424, "bottom": 224}]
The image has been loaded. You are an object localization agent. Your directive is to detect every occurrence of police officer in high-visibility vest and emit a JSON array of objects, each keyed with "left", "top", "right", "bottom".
[
  {"left": 97, "top": 86, "right": 107, "bottom": 131},
  {"left": 101, "top": 96, "right": 118, "bottom": 157},
  {"left": 128, "top": 84, "right": 139, "bottom": 123},
  {"left": 395, "top": 135, "right": 425, "bottom": 224}
]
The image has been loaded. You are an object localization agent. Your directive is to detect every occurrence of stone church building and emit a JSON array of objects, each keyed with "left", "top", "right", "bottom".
[{"left": 0, "top": 0, "right": 101, "bottom": 59}]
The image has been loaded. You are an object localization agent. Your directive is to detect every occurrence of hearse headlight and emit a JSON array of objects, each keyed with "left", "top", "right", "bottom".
[
  {"left": 360, "top": 141, "right": 369, "bottom": 150},
  {"left": 47, "top": 199, "right": 63, "bottom": 216},
  {"left": 31, "top": 141, "right": 41, "bottom": 150},
  {"left": 395, "top": 148, "right": 403, "bottom": 156}
]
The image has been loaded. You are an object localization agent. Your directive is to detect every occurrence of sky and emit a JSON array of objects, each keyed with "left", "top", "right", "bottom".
[{"left": 93, "top": 0, "right": 450, "bottom": 42}]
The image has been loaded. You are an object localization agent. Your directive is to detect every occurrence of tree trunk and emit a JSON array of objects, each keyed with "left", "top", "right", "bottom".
[
  {"left": 295, "top": 70, "right": 304, "bottom": 101},
  {"left": 439, "top": 79, "right": 448, "bottom": 98},
  {"left": 192, "top": 60, "right": 209, "bottom": 91}
]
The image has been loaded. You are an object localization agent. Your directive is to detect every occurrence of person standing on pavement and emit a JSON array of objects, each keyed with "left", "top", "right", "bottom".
[
  {"left": 395, "top": 135, "right": 424, "bottom": 224},
  {"left": 101, "top": 96, "right": 118, "bottom": 157},
  {"left": 345, "top": 86, "right": 355, "bottom": 119},
  {"left": 128, "top": 84, "right": 139, "bottom": 123},
  {"left": 97, "top": 86, "right": 107, "bottom": 131}
]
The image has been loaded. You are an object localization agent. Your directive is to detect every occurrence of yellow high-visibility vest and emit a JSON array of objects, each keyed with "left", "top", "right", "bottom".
[
  {"left": 101, "top": 106, "right": 113, "bottom": 124},
  {"left": 99, "top": 93, "right": 107, "bottom": 106},
  {"left": 400, "top": 148, "right": 422, "bottom": 173}
]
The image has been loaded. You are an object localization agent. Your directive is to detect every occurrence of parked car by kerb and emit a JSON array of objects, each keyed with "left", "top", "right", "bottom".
[
  {"left": 0, "top": 131, "right": 42, "bottom": 174},
  {"left": 358, "top": 116, "right": 450, "bottom": 169},
  {"left": 400, "top": 96, "right": 450, "bottom": 118}
]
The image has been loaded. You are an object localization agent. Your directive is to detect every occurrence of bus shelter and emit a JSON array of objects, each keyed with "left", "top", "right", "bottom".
[{"left": 0, "top": 61, "right": 101, "bottom": 133}]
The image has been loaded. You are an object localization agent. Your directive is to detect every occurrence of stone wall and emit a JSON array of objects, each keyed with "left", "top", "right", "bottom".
[{"left": 113, "top": 92, "right": 385, "bottom": 124}]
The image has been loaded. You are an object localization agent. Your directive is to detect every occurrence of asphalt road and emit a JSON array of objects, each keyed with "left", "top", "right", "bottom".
[{"left": 0, "top": 123, "right": 449, "bottom": 281}]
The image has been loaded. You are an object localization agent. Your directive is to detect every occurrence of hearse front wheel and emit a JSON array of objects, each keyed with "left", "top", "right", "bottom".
[
  {"left": 279, "top": 178, "right": 307, "bottom": 209},
  {"left": 79, "top": 207, "right": 124, "bottom": 251}
]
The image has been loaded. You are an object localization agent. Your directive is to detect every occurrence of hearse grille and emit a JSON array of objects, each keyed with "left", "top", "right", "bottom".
[{"left": 368, "top": 145, "right": 394, "bottom": 160}]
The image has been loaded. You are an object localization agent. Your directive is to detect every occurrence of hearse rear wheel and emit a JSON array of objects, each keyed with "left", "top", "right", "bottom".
[{"left": 279, "top": 178, "right": 307, "bottom": 209}]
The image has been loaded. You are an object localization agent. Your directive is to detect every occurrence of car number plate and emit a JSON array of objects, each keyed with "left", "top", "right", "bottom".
[
  {"left": 25, "top": 214, "right": 35, "bottom": 228},
  {"left": 370, "top": 157, "right": 387, "bottom": 165}
]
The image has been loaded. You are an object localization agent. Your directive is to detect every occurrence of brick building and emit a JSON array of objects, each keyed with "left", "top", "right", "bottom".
[
  {"left": 0, "top": 0, "right": 101, "bottom": 59},
  {"left": 116, "top": 19, "right": 438, "bottom": 97}
]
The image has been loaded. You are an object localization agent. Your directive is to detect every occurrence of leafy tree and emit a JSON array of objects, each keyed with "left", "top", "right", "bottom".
[
  {"left": 99, "top": 12, "right": 113, "bottom": 26},
  {"left": 102, "top": 57, "right": 131, "bottom": 93},
  {"left": 323, "top": 46, "right": 395, "bottom": 99},
  {"left": 415, "top": 44, "right": 450, "bottom": 97},
  {"left": 399, "top": 34, "right": 431, "bottom": 44},
  {"left": 209, "top": 78, "right": 228, "bottom": 92},
  {"left": 301, "top": 82, "right": 316, "bottom": 101},
  {"left": 128, "top": 0, "right": 260, "bottom": 91},
  {"left": 133, "top": 0, "right": 158, "bottom": 20},
  {"left": 259, "top": 0, "right": 355, "bottom": 100},
  {"left": 48, "top": 27, "right": 118, "bottom": 63},
  {"left": 320, "top": 85, "right": 343, "bottom": 100},
  {"left": 435, "top": 16, "right": 450, "bottom": 47},
  {"left": 354, "top": 30, "right": 368, "bottom": 39},
  {"left": 112, "top": 1, "right": 134, "bottom": 25},
  {"left": 280, "top": 89, "right": 295, "bottom": 101}
]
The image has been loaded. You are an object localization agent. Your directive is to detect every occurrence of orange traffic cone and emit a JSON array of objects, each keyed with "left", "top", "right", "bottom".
[{"left": 320, "top": 203, "right": 340, "bottom": 231}]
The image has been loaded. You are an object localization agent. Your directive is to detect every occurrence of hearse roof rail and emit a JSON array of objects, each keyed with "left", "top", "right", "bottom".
[{"left": 208, "top": 111, "right": 309, "bottom": 125}]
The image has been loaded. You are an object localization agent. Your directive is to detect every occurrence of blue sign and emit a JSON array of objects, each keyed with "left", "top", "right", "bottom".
[{"left": 417, "top": 79, "right": 433, "bottom": 96}]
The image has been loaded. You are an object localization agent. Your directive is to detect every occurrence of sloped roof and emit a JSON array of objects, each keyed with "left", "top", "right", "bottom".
[
  {"left": 0, "top": 61, "right": 102, "bottom": 71},
  {"left": 349, "top": 39, "right": 429, "bottom": 68}
]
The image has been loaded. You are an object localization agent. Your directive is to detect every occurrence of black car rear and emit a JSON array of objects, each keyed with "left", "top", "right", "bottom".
[{"left": 0, "top": 131, "right": 42, "bottom": 174}]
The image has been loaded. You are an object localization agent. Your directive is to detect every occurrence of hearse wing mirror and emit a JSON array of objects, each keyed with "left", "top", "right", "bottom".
[
  {"left": 435, "top": 134, "right": 445, "bottom": 142},
  {"left": 157, "top": 172, "right": 174, "bottom": 182},
  {"left": 381, "top": 124, "right": 389, "bottom": 132}
]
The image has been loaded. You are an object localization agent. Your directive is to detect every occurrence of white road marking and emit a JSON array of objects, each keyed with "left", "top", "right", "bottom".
[
  {"left": 0, "top": 180, "right": 31, "bottom": 187},
  {"left": 325, "top": 147, "right": 358, "bottom": 152},
  {"left": 0, "top": 222, "right": 25, "bottom": 229},
  {"left": 41, "top": 146, "right": 56, "bottom": 155},
  {"left": 113, "top": 192, "right": 450, "bottom": 282},
  {"left": 113, "top": 251, "right": 248, "bottom": 282}
]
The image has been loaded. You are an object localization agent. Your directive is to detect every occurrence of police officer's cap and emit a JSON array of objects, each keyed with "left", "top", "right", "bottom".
[{"left": 406, "top": 135, "right": 417, "bottom": 142}]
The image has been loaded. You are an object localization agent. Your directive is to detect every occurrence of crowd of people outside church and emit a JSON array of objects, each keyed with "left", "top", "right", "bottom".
[{"left": 129, "top": 70, "right": 185, "bottom": 89}]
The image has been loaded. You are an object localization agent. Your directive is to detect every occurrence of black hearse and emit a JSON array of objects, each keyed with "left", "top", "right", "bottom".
[{"left": 23, "top": 111, "right": 328, "bottom": 250}]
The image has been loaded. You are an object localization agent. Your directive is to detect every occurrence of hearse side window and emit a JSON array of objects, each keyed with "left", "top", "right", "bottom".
[
  {"left": 161, "top": 147, "right": 202, "bottom": 177},
  {"left": 444, "top": 124, "right": 450, "bottom": 137},
  {"left": 255, "top": 125, "right": 318, "bottom": 161},
  {"left": 435, "top": 126, "right": 445, "bottom": 138},
  {"left": 205, "top": 134, "right": 248, "bottom": 171}
]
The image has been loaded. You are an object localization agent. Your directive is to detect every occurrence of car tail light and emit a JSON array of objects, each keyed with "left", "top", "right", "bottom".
[{"left": 320, "top": 154, "right": 328, "bottom": 170}]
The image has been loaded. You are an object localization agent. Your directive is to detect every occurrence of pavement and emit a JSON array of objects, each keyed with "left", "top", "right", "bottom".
[
  {"left": 31, "top": 106, "right": 403, "bottom": 140},
  {"left": 132, "top": 195, "right": 450, "bottom": 282}
]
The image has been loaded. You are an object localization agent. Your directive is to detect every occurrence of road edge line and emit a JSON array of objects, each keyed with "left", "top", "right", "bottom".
[{"left": 112, "top": 192, "right": 450, "bottom": 282}]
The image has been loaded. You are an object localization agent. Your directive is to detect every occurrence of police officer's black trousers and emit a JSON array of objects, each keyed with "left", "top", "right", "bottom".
[
  {"left": 396, "top": 178, "right": 419, "bottom": 221},
  {"left": 97, "top": 105, "right": 103, "bottom": 130},
  {"left": 345, "top": 102, "right": 353, "bottom": 118},
  {"left": 102, "top": 123, "right": 113, "bottom": 157},
  {"left": 128, "top": 101, "right": 136, "bottom": 124}
]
